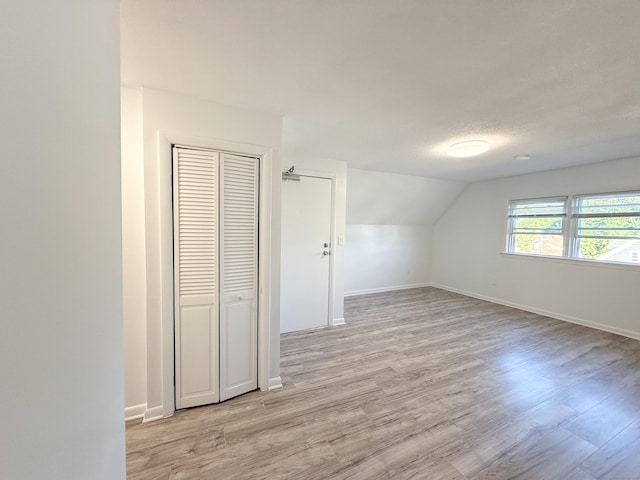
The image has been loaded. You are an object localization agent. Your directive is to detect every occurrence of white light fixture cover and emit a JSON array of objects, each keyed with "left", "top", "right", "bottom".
[{"left": 447, "top": 140, "right": 490, "bottom": 157}]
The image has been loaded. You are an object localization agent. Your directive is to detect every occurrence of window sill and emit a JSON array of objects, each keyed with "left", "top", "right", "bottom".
[{"left": 500, "top": 252, "right": 640, "bottom": 272}]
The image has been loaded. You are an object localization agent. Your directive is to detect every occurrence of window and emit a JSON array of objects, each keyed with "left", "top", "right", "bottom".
[
  {"left": 506, "top": 191, "right": 640, "bottom": 265},
  {"left": 572, "top": 192, "right": 640, "bottom": 261},
  {"left": 507, "top": 197, "right": 567, "bottom": 256}
]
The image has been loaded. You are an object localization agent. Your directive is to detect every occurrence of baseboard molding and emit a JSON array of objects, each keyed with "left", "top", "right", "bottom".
[
  {"left": 142, "top": 405, "right": 165, "bottom": 423},
  {"left": 431, "top": 282, "right": 640, "bottom": 341},
  {"left": 344, "top": 282, "right": 431, "bottom": 297},
  {"left": 124, "top": 403, "right": 147, "bottom": 422},
  {"left": 332, "top": 317, "right": 346, "bottom": 326},
  {"left": 269, "top": 376, "right": 283, "bottom": 390}
]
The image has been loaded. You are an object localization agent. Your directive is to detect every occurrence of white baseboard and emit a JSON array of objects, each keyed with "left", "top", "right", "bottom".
[
  {"left": 269, "top": 376, "right": 283, "bottom": 390},
  {"left": 143, "top": 405, "right": 165, "bottom": 423},
  {"left": 332, "top": 317, "right": 346, "bottom": 326},
  {"left": 344, "top": 282, "right": 431, "bottom": 297},
  {"left": 431, "top": 282, "right": 640, "bottom": 341},
  {"left": 124, "top": 403, "right": 146, "bottom": 422}
]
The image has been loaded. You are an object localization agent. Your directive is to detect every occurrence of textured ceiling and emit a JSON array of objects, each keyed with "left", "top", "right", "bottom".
[{"left": 121, "top": 0, "right": 640, "bottom": 182}]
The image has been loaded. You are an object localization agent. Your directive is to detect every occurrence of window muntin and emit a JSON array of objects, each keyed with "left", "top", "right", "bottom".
[
  {"left": 506, "top": 191, "right": 640, "bottom": 265},
  {"left": 507, "top": 197, "right": 567, "bottom": 257}
]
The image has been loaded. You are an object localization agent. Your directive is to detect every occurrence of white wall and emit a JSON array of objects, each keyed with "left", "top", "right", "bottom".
[
  {"left": 140, "top": 88, "right": 283, "bottom": 419},
  {"left": 345, "top": 224, "right": 432, "bottom": 295},
  {"left": 121, "top": 88, "right": 147, "bottom": 419},
  {"left": 345, "top": 169, "right": 464, "bottom": 295},
  {"left": 0, "top": 1, "right": 125, "bottom": 479},
  {"left": 280, "top": 157, "right": 347, "bottom": 326},
  {"left": 432, "top": 156, "right": 640, "bottom": 339}
]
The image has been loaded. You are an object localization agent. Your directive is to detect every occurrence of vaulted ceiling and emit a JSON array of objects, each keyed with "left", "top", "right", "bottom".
[{"left": 121, "top": 0, "right": 640, "bottom": 182}]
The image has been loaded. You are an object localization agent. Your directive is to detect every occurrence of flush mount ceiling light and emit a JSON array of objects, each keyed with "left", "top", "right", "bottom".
[
  {"left": 514, "top": 154, "right": 532, "bottom": 161},
  {"left": 446, "top": 140, "right": 490, "bottom": 158}
]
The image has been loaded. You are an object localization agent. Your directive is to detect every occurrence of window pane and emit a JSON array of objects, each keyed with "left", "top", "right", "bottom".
[
  {"left": 574, "top": 193, "right": 640, "bottom": 263},
  {"left": 507, "top": 197, "right": 566, "bottom": 255},
  {"left": 577, "top": 216, "right": 640, "bottom": 238},
  {"left": 513, "top": 217, "right": 563, "bottom": 234},
  {"left": 577, "top": 238, "right": 640, "bottom": 262},
  {"left": 577, "top": 194, "right": 640, "bottom": 215},
  {"left": 513, "top": 234, "right": 564, "bottom": 256},
  {"left": 574, "top": 193, "right": 640, "bottom": 255}
]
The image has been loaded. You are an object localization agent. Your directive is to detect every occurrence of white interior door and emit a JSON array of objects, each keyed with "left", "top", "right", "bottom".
[
  {"left": 281, "top": 175, "right": 332, "bottom": 333},
  {"left": 173, "top": 147, "right": 220, "bottom": 409}
]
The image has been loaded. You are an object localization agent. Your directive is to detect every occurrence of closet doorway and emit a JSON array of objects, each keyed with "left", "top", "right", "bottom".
[{"left": 173, "top": 146, "right": 259, "bottom": 409}]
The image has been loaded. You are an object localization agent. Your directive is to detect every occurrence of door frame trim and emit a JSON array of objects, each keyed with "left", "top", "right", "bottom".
[
  {"left": 288, "top": 168, "right": 338, "bottom": 327},
  {"left": 155, "top": 131, "right": 272, "bottom": 417}
]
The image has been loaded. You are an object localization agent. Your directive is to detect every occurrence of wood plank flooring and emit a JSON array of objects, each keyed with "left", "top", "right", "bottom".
[{"left": 126, "top": 287, "right": 640, "bottom": 479}]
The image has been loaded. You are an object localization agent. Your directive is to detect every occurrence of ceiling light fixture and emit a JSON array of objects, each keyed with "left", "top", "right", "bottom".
[
  {"left": 447, "top": 140, "right": 490, "bottom": 158},
  {"left": 514, "top": 154, "right": 532, "bottom": 161}
]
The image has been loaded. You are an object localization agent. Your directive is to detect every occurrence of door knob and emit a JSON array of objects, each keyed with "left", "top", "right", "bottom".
[{"left": 323, "top": 250, "right": 330, "bottom": 256}]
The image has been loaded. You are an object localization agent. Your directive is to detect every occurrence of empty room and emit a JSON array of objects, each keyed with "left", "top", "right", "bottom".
[{"left": 3, "top": 1, "right": 639, "bottom": 480}]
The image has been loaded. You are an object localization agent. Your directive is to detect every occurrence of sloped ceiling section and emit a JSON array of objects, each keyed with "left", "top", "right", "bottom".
[
  {"left": 346, "top": 169, "right": 465, "bottom": 225},
  {"left": 122, "top": 0, "right": 640, "bottom": 182}
]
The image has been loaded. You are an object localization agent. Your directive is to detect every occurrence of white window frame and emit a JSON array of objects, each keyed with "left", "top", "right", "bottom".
[
  {"left": 570, "top": 191, "right": 640, "bottom": 260},
  {"left": 506, "top": 196, "right": 568, "bottom": 257},
  {"left": 505, "top": 190, "right": 640, "bottom": 267}
]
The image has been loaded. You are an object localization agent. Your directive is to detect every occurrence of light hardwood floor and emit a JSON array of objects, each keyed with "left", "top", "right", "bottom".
[{"left": 126, "top": 287, "right": 640, "bottom": 479}]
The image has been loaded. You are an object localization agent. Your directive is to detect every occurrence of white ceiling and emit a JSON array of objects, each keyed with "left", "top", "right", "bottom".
[{"left": 121, "top": 0, "right": 640, "bottom": 182}]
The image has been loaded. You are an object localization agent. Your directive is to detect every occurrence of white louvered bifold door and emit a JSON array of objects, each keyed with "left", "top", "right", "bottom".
[
  {"left": 219, "top": 153, "right": 259, "bottom": 401},
  {"left": 173, "top": 147, "right": 220, "bottom": 408}
]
